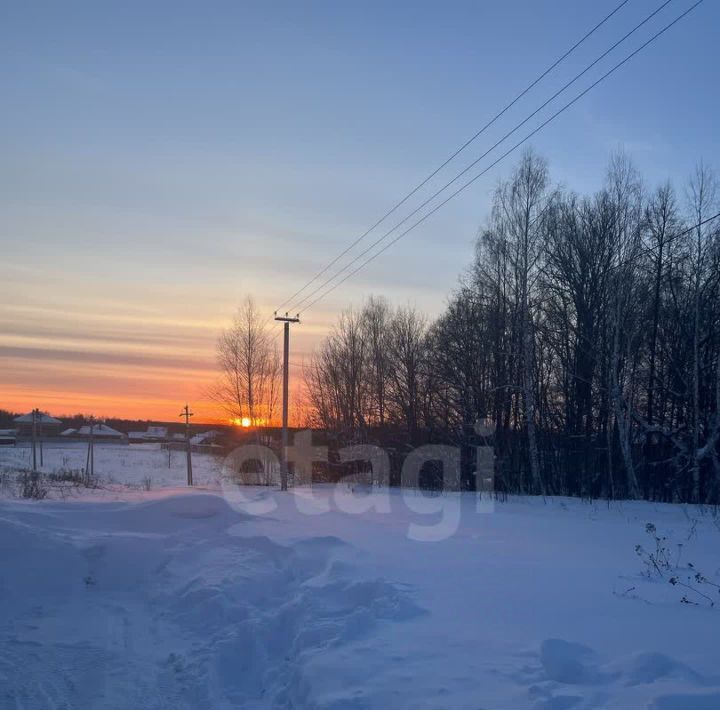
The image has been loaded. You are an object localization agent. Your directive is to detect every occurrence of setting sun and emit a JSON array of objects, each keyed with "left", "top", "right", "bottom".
[{"left": 231, "top": 417, "right": 253, "bottom": 428}]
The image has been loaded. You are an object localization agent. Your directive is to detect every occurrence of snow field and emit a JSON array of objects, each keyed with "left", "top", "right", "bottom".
[
  {"left": 0, "top": 443, "right": 719, "bottom": 708},
  {"left": 0, "top": 442, "right": 223, "bottom": 493}
]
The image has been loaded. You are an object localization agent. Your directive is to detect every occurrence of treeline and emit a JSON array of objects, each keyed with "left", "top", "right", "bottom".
[
  {"left": 303, "top": 150, "right": 720, "bottom": 503},
  {"left": 0, "top": 410, "right": 20, "bottom": 429}
]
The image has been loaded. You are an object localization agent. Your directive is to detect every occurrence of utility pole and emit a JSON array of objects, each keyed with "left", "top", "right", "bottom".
[
  {"left": 31, "top": 408, "right": 38, "bottom": 472},
  {"left": 85, "top": 416, "right": 95, "bottom": 484},
  {"left": 39, "top": 417, "right": 44, "bottom": 468},
  {"left": 179, "top": 404, "right": 194, "bottom": 486},
  {"left": 274, "top": 312, "right": 300, "bottom": 491}
]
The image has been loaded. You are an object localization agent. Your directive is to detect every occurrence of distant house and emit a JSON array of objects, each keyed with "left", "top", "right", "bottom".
[
  {"left": 146, "top": 426, "right": 168, "bottom": 439},
  {"left": 0, "top": 429, "right": 17, "bottom": 446},
  {"left": 77, "top": 424, "right": 125, "bottom": 440},
  {"left": 190, "top": 430, "right": 222, "bottom": 446},
  {"left": 61, "top": 424, "right": 125, "bottom": 440},
  {"left": 164, "top": 430, "right": 223, "bottom": 452},
  {"left": 188, "top": 430, "right": 224, "bottom": 452},
  {"left": 128, "top": 425, "right": 169, "bottom": 443},
  {"left": 13, "top": 412, "right": 63, "bottom": 437}
]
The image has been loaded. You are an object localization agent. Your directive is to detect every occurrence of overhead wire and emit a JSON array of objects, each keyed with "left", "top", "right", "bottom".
[
  {"left": 298, "top": 1, "right": 704, "bottom": 314},
  {"left": 273, "top": 0, "right": 635, "bottom": 313},
  {"left": 290, "top": 0, "right": 678, "bottom": 313}
]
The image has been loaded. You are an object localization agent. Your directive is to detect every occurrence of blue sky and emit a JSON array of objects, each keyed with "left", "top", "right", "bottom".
[{"left": 1, "top": 0, "right": 718, "bottom": 419}]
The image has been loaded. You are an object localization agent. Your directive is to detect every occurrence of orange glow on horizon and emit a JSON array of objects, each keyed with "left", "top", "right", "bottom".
[
  {"left": 2, "top": 384, "right": 307, "bottom": 426},
  {"left": 0, "top": 296, "right": 316, "bottom": 426}
]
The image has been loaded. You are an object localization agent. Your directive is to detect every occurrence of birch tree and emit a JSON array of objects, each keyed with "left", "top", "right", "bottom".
[{"left": 213, "top": 297, "right": 281, "bottom": 425}]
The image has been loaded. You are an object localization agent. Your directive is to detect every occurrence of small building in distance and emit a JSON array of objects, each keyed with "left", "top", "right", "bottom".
[
  {"left": 165, "top": 430, "right": 224, "bottom": 452},
  {"left": 128, "top": 425, "right": 169, "bottom": 443},
  {"left": 77, "top": 423, "right": 126, "bottom": 440},
  {"left": 61, "top": 424, "right": 126, "bottom": 441},
  {"left": 13, "top": 412, "right": 63, "bottom": 437},
  {"left": 190, "top": 430, "right": 222, "bottom": 446},
  {"left": 146, "top": 426, "right": 168, "bottom": 440},
  {"left": 190, "top": 430, "right": 224, "bottom": 453}
]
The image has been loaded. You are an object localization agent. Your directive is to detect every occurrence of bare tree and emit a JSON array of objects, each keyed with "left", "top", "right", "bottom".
[
  {"left": 604, "top": 152, "right": 644, "bottom": 499},
  {"left": 644, "top": 182, "right": 681, "bottom": 428},
  {"left": 491, "top": 149, "right": 551, "bottom": 494},
  {"left": 361, "top": 296, "right": 391, "bottom": 426},
  {"left": 301, "top": 150, "right": 720, "bottom": 503},
  {"left": 212, "top": 297, "right": 281, "bottom": 424},
  {"left": 305, "top": 306, "right": 370, "bottom": 434},
  {"left": 687, "top": 163, "right": 719, "bottom": 500},
  {"left": 386, "top": 305, "right": 429, "bottom": 442}
]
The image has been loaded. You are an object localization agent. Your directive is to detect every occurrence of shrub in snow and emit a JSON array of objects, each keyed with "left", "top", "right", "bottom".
[
  {"left": 21, "top": 471, "right": 48, "bottom": 500},
  {"left": 48, "top": 468, "right": 85, "bottom": 484},
  {"left": 635, "top": 521, "right": 719, "bottom": 608},
  {"left": 635, "top": 522, "right": 672, "bottom": 578}
]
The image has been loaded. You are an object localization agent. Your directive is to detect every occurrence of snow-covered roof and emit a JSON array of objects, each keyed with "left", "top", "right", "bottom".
[
  {"left": 14, "top": 411, "right": 63, "bottom": 425},
  {"left": 77, "top": 424, "right": 125, "bottom": 438},
  {"left": 61, "top": 428, "right": 77, "bottom": 436},
  {"left": 129, "top": 426, "right": 169, "bottom": 441},
  {"left": 146, "top": 426, "right": 168, "bottom": 437},
  {"left": 190, "top": 430, "right": 222, "bottom": 445}
]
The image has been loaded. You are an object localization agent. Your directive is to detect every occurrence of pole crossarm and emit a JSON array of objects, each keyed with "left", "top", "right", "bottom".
[{"left": 274, "top": 313, "right": 301, "bottom": 324}]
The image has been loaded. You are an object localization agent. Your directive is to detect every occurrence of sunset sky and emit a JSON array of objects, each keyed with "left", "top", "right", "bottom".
[{"left": 2, "top": 0, "right": 718, "bottom": 422}]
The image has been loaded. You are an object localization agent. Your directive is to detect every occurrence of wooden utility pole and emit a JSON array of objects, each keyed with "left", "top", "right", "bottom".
[
  {"left": 39, "top": 417, "right": 44, "bottom": 467},
  {"left": 274, "top": 312, "right": 300, "bottom": 491},
  {"left": 85, "top": 416, "right": 95, "bottom": 483},
  {"left": 31, "top": 408, "right": 38, "bottom": 472},
  {"left": 179, "top": 404, "right": 194, "bottom": 486}
]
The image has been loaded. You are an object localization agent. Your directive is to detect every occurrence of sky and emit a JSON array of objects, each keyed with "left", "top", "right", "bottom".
[{"left": 1, "top": 0, "right": 718, "bottom": 422}]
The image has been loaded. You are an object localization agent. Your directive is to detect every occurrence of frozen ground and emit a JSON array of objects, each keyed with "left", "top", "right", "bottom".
[{"left": 0, "top": 444, "right": 719, "bottom": 709}]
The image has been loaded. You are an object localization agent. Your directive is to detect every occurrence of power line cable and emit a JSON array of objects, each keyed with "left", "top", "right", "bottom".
[
  {"left": 290, "top": 0, "right": 677, "bottom": 313},
  {"left": 299, "top": 1, "right": 704, "bottom": 314},
  {"left": 274, "top": 0, "right": 634, "bottom": 312}
]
